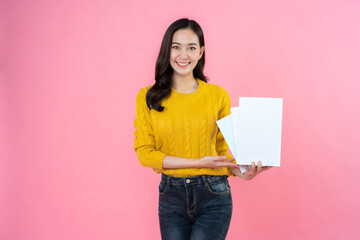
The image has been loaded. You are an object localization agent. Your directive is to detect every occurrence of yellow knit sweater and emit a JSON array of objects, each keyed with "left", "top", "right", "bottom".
[{"left": 133, "top": 78, "right": 234, "bottom": 177}]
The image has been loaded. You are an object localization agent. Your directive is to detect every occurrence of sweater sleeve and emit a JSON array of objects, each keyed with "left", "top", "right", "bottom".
[
  {"left": 133, "top": 88, "right": 167, "bottom": 170},
  {"left": 215, "top": 89, "right": 237, "bottom": 177}
]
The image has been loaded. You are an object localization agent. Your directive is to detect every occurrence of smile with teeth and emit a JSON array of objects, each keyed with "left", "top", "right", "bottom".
[{"left": 176, "top": 61, "right": 191, "bottom": 67}]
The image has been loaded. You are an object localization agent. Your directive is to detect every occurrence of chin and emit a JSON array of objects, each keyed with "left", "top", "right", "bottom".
[
  {"left": 171, "top": 66, "right": 194, "bottom": 75},
  {"left": 174, "top": 71, "right": 193, "bottom": 77}
]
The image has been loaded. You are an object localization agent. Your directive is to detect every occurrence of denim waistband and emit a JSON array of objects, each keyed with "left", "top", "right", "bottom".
[{"left": 161, "top": 173, "right": 228, "bottom": 186}]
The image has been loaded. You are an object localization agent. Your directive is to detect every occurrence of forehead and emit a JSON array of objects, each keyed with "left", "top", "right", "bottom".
[{"left": 172, "top": 28, "right": 199, "bottom": 45}]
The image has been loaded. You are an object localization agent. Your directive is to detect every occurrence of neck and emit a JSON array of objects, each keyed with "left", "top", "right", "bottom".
[{"left": 171, "top": 74, "right": 198, "bottom": 92}]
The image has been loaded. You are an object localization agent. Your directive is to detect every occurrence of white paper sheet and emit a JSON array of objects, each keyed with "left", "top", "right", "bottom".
[
  {"left": 231, "top": 107, "right": 239, "bottom": 148},
  {"left": 217, "top": 110, "right": 247, "bottom": 173},
  {"left": 236, "top": 97, "right": 283, "bottom": 166},
  {"left": 216, "top": 114, "right": 236, "bottom": 158}
]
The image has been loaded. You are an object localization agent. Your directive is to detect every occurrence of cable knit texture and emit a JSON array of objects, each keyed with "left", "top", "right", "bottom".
[{"left": 133, "top": 78, "right": 235, "bottom": 177}]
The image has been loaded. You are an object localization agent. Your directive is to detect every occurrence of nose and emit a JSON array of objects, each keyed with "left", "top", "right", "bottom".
[{"left": 179, "top": 48, "right": 189, "bottom": 59}]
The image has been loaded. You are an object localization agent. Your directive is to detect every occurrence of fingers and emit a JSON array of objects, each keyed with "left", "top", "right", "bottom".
[
  {"left": 256, "top": 161, "right": 273, "bottom": 171},
  {"left": 254, "top": 161, "right": 274, "bottom": 173},
  {"left": 211, "top": 156, "right": 227, "bottom": 162},
  {"left": 216, "top": 156, "right": 237, "bottom": 163},
  {"left": 230, "top": 163, "right": 241, "bottom": 168},
  {"left": 214, "top": 156, "right": 239, "bottom": 168},
  {"left": 236, "top": 161, "right": 273, "bottom": 180},
  {"left": 257, "top": 161, "right": 262, "bottom": 172},
  {"left": 217, "top": 162, "right": 239, "bottom": 168},
  {"left": 225, "top": 158, "right": 235, "bottom": 162},
  {"left": 251, "top": 161, "right": 256, "bottom": 173}
]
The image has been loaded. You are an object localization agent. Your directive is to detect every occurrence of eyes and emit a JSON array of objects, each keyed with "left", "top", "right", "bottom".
[{"left": 171, "top": 45, "right": 197, "bottom": 51}]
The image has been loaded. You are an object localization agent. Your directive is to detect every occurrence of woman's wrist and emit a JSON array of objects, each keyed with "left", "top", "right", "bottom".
[{"left": 196, "top": 157, "right": 204, "bottom": 168}]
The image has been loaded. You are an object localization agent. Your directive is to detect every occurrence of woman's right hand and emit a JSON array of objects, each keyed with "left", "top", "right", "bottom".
[{"left": 199, "top": 155, "right": 240, "bottom": 168}]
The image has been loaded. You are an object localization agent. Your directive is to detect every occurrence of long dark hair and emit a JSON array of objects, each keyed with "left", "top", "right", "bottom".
[{"left": 146, "top": 18, "right": 209, "bottom": 112}]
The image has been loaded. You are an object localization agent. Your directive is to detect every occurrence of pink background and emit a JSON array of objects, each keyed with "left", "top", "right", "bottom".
[{"left": 1, "top": 0, "right": 360, "bottom": 239}]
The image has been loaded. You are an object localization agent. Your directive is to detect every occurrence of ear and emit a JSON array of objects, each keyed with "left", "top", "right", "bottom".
[{"left": 199, "top": 46, "right": 205, "bottom": 59}]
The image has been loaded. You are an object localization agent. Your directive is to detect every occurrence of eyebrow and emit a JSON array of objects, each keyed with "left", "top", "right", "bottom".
[{"left": 171, "top": 42, "right": 198, "bottom": 46}]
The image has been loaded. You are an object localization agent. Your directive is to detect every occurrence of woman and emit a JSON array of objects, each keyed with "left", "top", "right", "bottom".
[{"left": 133, "top": 18, "right": 271, "bottom": 240}]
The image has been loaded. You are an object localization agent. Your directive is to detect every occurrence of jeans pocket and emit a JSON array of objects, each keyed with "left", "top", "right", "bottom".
[
  {"left": 159, "top": 180, "right": 168, "bottom": 195},
  {"left": 206, "top": 178, "right": 230, "bottom": 195}
]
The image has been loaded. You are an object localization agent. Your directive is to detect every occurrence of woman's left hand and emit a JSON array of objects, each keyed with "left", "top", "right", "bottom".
[{"left": 231, "top": 161, "right": 272, "bottom": 180}]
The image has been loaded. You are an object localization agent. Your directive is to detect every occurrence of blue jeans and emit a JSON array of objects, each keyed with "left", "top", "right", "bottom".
[{"left": 158, "top": 173, "right": 233, "bottom": 240}]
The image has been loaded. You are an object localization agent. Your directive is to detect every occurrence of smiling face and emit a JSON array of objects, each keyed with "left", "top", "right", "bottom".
[{"left": 169, "top": 28, "right": 205, "bottom": 78}]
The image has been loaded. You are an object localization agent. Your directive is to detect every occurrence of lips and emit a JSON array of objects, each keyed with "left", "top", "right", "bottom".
[{"left": 176, "top": 61, "right": 190, "bottom": 68}]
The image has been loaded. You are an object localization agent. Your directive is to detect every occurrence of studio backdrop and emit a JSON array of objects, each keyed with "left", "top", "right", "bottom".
[{"left": 1, "top": 0, "right": 359, "bottom": 239}]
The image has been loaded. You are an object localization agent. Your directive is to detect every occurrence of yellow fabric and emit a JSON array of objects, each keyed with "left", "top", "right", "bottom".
[{"left": 133, "top": 78, "right": 236, "bottom": 177}]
